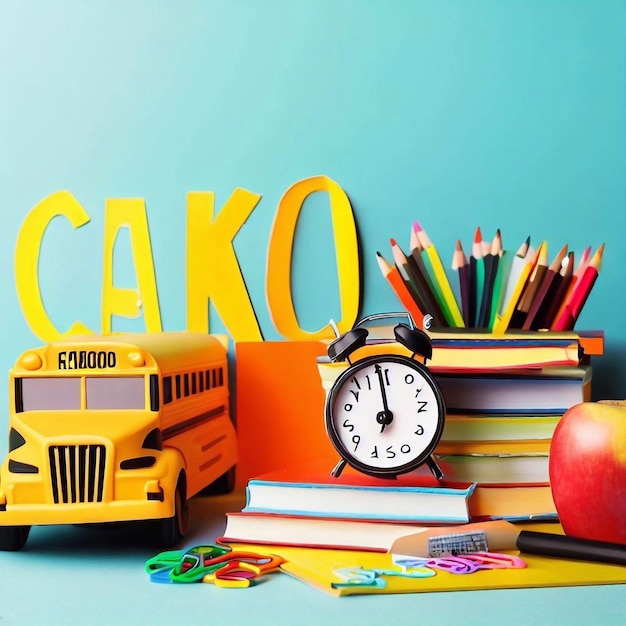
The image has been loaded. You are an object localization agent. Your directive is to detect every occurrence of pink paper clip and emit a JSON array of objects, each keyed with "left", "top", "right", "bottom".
[
  {"left": 461, "top": 552, "right": 527, "bottom": 570},
  {"left": 423, "top": 556, "right": 479, "bottom": 575}
]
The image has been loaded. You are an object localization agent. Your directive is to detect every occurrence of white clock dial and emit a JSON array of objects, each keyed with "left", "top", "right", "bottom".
[{"left": 326, "top": 355, "right": 444, "bottom": 476}]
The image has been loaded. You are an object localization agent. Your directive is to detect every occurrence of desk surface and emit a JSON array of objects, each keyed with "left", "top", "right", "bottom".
[{"left": 2, "top": 492, "right": 626, "bottom": 626}]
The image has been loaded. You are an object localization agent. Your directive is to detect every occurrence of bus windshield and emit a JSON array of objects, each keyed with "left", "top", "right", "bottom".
[
  {"left": 86, "top": 377, "right": 145, "bottom": 410},
  {"left": 19, "top": 378, "right": 81, "bottom": 411},
  {"left": 17, "top": 376, "right": 146, "bottom": 411}
]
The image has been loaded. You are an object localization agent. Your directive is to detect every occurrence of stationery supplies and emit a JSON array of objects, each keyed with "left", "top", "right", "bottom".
[
  {"left": 389, "top": 519, "right": 521, "bottom": 557},
  {"left": 440, "top": 414, "right": 563, "bottom": 442},
  {"left": 225, "top": 520, "right": 626, "bottom": 597},
  {"left": 433, "top": 364, "right": 592, "bottom": 414},
  {"left": 220, "top": 512, "right": 430, "bottom": 552},
  {"left": 477, "top": 229, "right": 502, "bottom": 328},
  {"left": 451, "top": 239, "right": 471, "bottom": 326},
  {"left": 380, "top": 224, "right": 603, "bottom": 333},
  {"left": 552, "top": 243, "right": 605, "bottom": 331},
  {"left": 509, "top": 241, "right": 549, "bottom": 328},
  {"left": 425, "top": 331, "right": 582, "bottom": 371},
  {"left": 517, "top": 530, "right": 626, "bottom": 566},
  {"left": 145, "top": 544, "right": 284, "bottom": 586},
  {"left": 376, "top": 251, "right": 428, "bottom": 330},
  {"left": 240, "top": 464, "right": 475, "bottom": 523},
  {"left": 435, "top": 453, "right": 550, "bottom": 485},
  {"left": 469, "top": 227, "right": 485, "bottom": 328},
  {"left": 413, "top": 221, "right": 464, "bottom": 327},
  {"left": 522, "top": 243, "right": 569, "bottom": 330}
]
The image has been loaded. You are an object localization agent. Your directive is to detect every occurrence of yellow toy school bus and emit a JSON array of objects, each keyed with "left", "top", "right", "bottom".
[{"left": 0, "top": 331, "right": 238, "bottom": 551}]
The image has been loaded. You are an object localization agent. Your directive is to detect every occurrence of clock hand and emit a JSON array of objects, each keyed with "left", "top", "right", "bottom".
[{"left": 374, "top": 364, "right": 393, "bottom": 432}]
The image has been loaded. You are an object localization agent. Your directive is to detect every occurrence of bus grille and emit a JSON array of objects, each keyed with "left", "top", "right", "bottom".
[{"left": 48, "top": 445, "right": 106, "bottom": 504}]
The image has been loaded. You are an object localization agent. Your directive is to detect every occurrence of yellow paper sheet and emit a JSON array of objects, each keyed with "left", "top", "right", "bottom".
[{"left": 226, "top": 523, "right": 626, "bottom": 596}]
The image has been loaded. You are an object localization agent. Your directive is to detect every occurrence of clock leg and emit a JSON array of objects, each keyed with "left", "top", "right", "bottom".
[
  {"left": 331, "top": 459, "right": 347, "bottom": 478},
  {"left": 426, "top": 456, "right": 444, "bottom": 480}
]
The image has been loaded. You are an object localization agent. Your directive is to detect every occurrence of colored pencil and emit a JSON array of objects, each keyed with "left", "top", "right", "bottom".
[
  {"left": 552, "top": 244, "right": 604, "bottom": 331},
  {"left": 492, "top": 242, "right": 543, "bottom": 335},
  {"left": 522, "top": 243, "right": 568, "bottom": 330},
  {"left": 376, "top": 251, "right": 428, "bottom": 330},
  {"left": 477, "top": 229, "right": 501, "bottom": 329},
  {"left": 550, "top": 245, "right": 591, "bottom": 329},
  {"left": 542, "top": 251, "right": 574, "bottom": 329},
  {"left": 390, "top": 239, "right": 445, "bottom": 327},
  {"left": 414, "top": 222, "right": 465, "bottom": 327},
  {"left": 487, "top": 235, "right": 511, "bottom": 331},
  {"left": 451, "top": 239, "right": 471, "bottom": 327},
  {"left": 408, "top": 225, "right": 447, "bottom": 324},
  {"left": 498, "top": 236, "right": 531, "bottom": 319},
  {"left": 469, "top": 227, "right": 485, "bottom": 328},
  {"left": 509, "top": 241, "right": 549, "bottom": 328}
]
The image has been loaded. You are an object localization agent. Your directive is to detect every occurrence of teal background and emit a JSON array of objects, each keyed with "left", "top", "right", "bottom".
[
  {"left": 2, "top": 0, "right": 625, "bottom": 439},
  {"left": 1, "top": 2, "right": 626, "bottom": 624}
]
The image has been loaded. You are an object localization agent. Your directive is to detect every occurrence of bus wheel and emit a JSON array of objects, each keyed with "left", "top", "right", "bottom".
[
  {"left": 155, "top": 478, "right": 188, "bottom": 547},
  {"left": 0, "top": 525, "right": 31, "bottom": 551}
]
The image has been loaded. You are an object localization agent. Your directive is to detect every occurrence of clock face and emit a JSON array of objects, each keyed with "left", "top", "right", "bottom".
[{"left": 325, "top": 354, "right": 445, "bottom": 476}]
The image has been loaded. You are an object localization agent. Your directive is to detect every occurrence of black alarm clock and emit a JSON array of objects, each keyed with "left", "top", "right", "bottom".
[{"left": 324, "top": 318, "right": 445, "bottom": 480}]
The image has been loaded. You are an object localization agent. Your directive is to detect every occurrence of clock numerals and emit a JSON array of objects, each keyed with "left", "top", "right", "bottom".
[
  {"left": 370, "top": 444, "right": 412, "bottom": 459},
  {"left": 327, "top": 353, "right": 444, "bottom": 478}
]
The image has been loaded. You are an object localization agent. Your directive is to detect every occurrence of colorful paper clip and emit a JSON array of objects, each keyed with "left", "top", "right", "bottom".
[
  {"left": 145, "top": 544, "right": 284, "bottom": 587},
  {"left": 331, "top": 563, "right": 435, "bottom": 589},
  {"left": 393, "top": 552, "right": 526, "bottom": 575}
]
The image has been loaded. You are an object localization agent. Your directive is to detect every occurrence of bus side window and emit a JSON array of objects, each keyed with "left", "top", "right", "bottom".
[
  {"left": 212, "top": 369, "right": 217, "bottom": 388},
  {"left": 175, "top": 375, "right": 182, "bottom": 400},
  {"left": 199, "top": 371, "right": 204, "bottom": 393},
  {"left": 205, "top": 370, "right": 211, "bottom": 390},
  {"left": 163, "top": 376, "right": 173, "bottom": 404},
  {"left": 191, "top": 372, "right": 197, "bottom": 394},
  {"left": 150, "top": 375, "right": 160, "bottom": 411},
  {"left": 183, "top": 373, "right": 190, "bottom": 397},
  {"left": 217, "top": 367, "right": 223, "bottom": 387}
]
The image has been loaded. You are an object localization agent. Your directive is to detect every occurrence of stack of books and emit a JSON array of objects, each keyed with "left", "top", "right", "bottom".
[
  {"left": 429, "top": 330, "right": 602, "bottom": 520},
  {"left": 315, "top": 326, "right": 603, "bottom": 522},
  {"left": 220, "top": 462, "right": 476, "bottom": 551}
]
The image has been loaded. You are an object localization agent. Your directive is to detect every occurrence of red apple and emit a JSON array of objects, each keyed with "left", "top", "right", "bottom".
[{"left": 549, "top": 400, "right": 626, "bottom": 543}]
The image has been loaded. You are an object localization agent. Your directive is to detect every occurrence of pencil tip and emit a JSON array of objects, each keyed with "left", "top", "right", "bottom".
[
  {"left": 474, "top": 227, "right": 482, "bottom": 242},
  {"left": 390, "top": 238, "right": 397, "bottom": 247},
  {"left": 413, "top": 221, "right": 422, "bottom": 232},
  {"left": 455, "top": 239, "right": 462, "bottom": 250}
]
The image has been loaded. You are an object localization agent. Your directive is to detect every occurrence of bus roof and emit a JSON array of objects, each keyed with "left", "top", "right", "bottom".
[{"left": 18, "top": 332, "right": 228, "bottom": 372}]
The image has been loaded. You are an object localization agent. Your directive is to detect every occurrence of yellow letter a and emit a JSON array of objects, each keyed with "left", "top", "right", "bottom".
[{"left": 102, "top": 198, "right": 162, "bottom": 334}]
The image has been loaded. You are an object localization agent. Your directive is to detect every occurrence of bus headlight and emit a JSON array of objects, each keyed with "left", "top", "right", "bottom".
[
  {"left": 120, "top": 456, "right": 156, "bottom": 470},
  {"left": 8, "top": 459, "right": 39, "bottom": 474},
  {"left": 142, "top": 428, "right": 163, "bottom": 451},
  {"left": 9, "top": 428, "right": 26, "bottom": 451}
]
